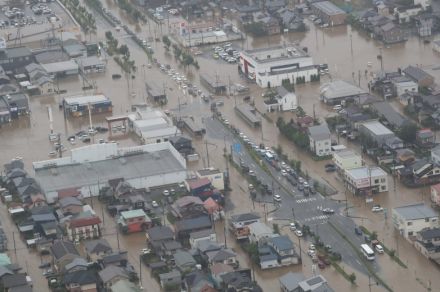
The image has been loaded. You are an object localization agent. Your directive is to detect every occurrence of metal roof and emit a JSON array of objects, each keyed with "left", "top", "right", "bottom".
[
  {"left": 345, "top": 166, "right": 387, "bottom": 180},
  {"left": 394, "top": 203, "right": 438, "bottom": 220},
  {"left": 404, "top": 65, "right": 433, "bottom": 82},
  {"left": 279, "top": 272, "right": 304, "bottom": 291},
  {"left": 120, "top": 209, "right": 147, "bottom": 219},
  {"left": 320, "top": 80, "right": 366, "bottom": 100},
  {"left": 63, "top": 94, "right": 110, "bottom": 106},
  {"left": 360, "top": 120, "right": 394, "bottom": 136},
  {"left": 34, "top": 148, "right": 185, "bottom": 194},
  {"left": 308, "top": 124, "right": 331, "bottom": 141},
  {"left": 41, "top": 60, "right": 78, "bottom": 74},
  {"left": 235, "top": 104, "right": 261, "bottom": 124},
  {"left": 312, "top": 1, "right": 345, "bottom": 15}
]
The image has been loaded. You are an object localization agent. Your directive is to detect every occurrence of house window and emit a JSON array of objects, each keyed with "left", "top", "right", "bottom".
[
  {"left": 381, "top": 186, "right": 386, "bottom": 190},
  {"left": 374, "top": 179, "right": 379, "bottom": 184},
  {"left": 408, "top": 231, "right": 413, "bottom": 236},
  {"left": 425, "top": 218, "right": 429, "bottom": 222},
  {"left": 380, "top": 178, "right": 386, "bottom": 183},
  {"left": 407, "top": 222, "right": 413, "bottom": 226}
]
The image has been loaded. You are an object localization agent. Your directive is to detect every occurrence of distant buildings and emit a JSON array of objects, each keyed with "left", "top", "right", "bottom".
[
  {"left": 265, "top": 86, "right": 297, "bottom": 112},
  {"left": 239, "top": 44, "right": 318, "bottom": 88},
  {"left": 280, "top": 273, "right": 334, "bottom": 292}
]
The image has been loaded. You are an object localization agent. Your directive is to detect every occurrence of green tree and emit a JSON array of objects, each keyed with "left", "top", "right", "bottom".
[
  {"left": 273, "top": 224, "right": 280, "bottom": 234},
  {"left": 162, "top": 35, "right": 171, "bottom": 50},
  {"left": 349, "top": 273, "right": 356, "bottom": 284},
  {"left": 119, "top": 44, "right": 130, "bottom": 57},
  {"left": 370, "top": 231, "right": 378, "bottom": 241},
  {"left": 397, "top": 122, "right": 418, "bottom": 143}
]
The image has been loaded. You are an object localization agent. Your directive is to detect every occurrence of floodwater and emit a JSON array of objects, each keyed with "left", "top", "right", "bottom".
[{"left": 1, "top": 1, "right": 440, "bottom": 290}]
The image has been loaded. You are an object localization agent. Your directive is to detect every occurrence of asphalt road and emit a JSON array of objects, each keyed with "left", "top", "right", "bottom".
[{"left": 204, "top": 116, "right": 380, "bottom": 276}]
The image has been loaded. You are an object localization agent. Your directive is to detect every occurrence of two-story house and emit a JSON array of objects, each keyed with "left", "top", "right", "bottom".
[
  {"left": 85, "top": 239, "right": 113, "bottom": 262},
  {"left": 206, "top": 248, "right": 237, "bottom": 267},
  {"left": 414, "top": 227, "right": 440, "bottom": 264},
  {"left": 50, "top": 240, "right": 81, "bottom": 272},
  {"left": 392, "top": 203, "right": 439, "bottom": 240},
  {"left": 266, "top": 235, "right": 299, "bottom": 266},
  {"left": 63, "top": 269, "right": 98, "bottom": 292},
  {"left": 308, "top": 124, "right": 331, "bottom": 157},
  {"left": 66, "top": 215, "right": 102, "bottom": 242},
  {"left": 117, "top": 209, "right": 152, "bottom": 234},
  {"left": 229, "top": 213, "right": 261, "bottom": 240}
]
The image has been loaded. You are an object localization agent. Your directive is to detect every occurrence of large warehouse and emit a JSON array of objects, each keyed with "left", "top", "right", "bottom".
[
  {"left": 33, "top": 142, "right": 187, "bottom": 203},
  {"left": 239, "top": 44, "right": 318, "bottom": 88}
]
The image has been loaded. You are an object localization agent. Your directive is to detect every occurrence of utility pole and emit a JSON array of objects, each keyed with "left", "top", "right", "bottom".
[
  {"left": 205, "top": 140, "right": 210, "bottom": 167},
  {"left": 350, "top": 33, "right": 353, "bottom": 56},
  {"left": 12, "top": 232, "right": 16, "bottom": 258},
  {"left": 358, "top": 70, "right": 361, "bottom": 87},
  {"left": 116, "top": 230, "right": 120, "bottom": 251}
]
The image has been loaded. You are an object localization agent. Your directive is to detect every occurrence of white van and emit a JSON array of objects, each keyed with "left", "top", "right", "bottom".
[
  {"left": 375, "top": 244, "right": 384, "bottom": 254},
  {"left": 332, "top": 104, "right": 342, "bottom": 111}
]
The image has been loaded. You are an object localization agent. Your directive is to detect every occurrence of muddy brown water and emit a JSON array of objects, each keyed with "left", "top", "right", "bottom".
[{"left": 1, "top": 2, "right": 440, "bottom": 290}]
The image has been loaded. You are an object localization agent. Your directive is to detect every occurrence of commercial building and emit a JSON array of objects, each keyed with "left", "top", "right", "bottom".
[
  {"left": 308, "top": 124, "right": 331, "bottom": 157},
  {"left": 333, "top": 149, "right": 363, "bottom": 171},
  {"left": 239, "top": 44, "right": 318, "bottom": 88},
  {"left": 200, "top": 74, "right": 227, "bottom": 94},
  {"left": 146, "top": 83, "right": 167, "bottom": 104},
  {"left": 41, "top": 60, "right": 79, "bottom": 78},
  {"left": 63, "top": 94, "right": 112, "bottom": 117},
  {"left": 311, "top": 1, "right": 347, "bottom": 26},
  {"left": 320, "top": 80, "right": 367, "bottom": 104},
  {"left": 392, "top": 203, "right": 439, "bottom": 240},
  {"left": 128, "top": 108, "right": 181, "bottom": 144},
  {"left": 234, "top": 104, "right": 262, "bottom": 127},
  {"left": 344, "top": 166, "right": 388, "bottom": 195},
  {"left": 76, "top": 56, "right": 106, "bottom": 74},
  {"left": 33, "top": 142, "right": 187, "bottom": 203}
]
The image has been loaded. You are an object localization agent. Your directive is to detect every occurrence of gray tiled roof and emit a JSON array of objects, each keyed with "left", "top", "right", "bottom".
[{"left": 394, "top": 203, "right": 438, "bottom": 220}]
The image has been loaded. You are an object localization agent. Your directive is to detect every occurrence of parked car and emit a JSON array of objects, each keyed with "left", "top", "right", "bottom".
[
  {"left": 375, "top": 244, "right": 384, "bottom": 254},
  {"left": 151, "top": 201, "right": 159, "bottom": 208},
  {"left": 354, "top": 227, "right": 362, "bottom": 236},
  {"left": 372, "top": 205, "right": 384, "bottom": 212},
  {"left": 325, "top": 164, "right": 336, "bottom": 172},
  {"left": 322, "top": 208, "right": 334, "bottom": 214},
  {"left": 295, "top": 230, "right": 303, "bottom": 237},
  {"left": 273, "top": 194, "right": 282, "bottom": 202},
  {"left": 289, "top": 222, "right": 296, "bottom": 231}
]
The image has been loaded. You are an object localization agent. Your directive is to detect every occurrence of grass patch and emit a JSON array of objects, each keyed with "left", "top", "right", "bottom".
[
  {"left": 360, "top": 226, "right": 407, "bottom": 269},
  {"left": 331, "top": 261, "right": 357, "bottom": 285},
  {"left": 329, "top": 222, "right": 393, "bottom": 292}
]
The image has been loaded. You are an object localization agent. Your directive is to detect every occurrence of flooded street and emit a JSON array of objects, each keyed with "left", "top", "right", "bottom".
[{"left": 1, "top": 0, "right": 440, "bottom": 290}]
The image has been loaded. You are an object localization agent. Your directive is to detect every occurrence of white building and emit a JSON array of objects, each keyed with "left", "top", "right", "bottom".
[
  {"left": 248, "top": 222, "right": 275, "bottom": 244},
  {"left": 239, "top": 44, "right": 318, "bottom": 88},
  {"left": 333, "top": 149, "right": 362, "bottom": 171},
  {"left": 432, "top": 40, "right": 440, "bottom": 53},
  {"left": 392, "top": 203, "right": 439, "bottom": 240},
  {"left": 320, "top": 80, "right": 366, "bottom": 104},
  {"left": 308, "top": 124, "right": 331, "bottom": 157},
  {"left": 431, "top": 145, "right": 440, "bottom": 164},
  {"left": 196, "top": 168, "right": 224, "bottom": 191},
  {"left": 265, "top": 86, "right": 297, "bottom": 112},
  {"left": 393, "top": 77, "right": 418, "bottom": 97},
  {"left": 431, "top": 184, "right": 440, "bottom": 207},
  {"left": 33, "top": 142, "right": 187, "bottom": 203},
  {"left": 128, "top": 108, "right": 181, "bottom": 144},
  {"left": 414, "top": 0, "right": 431, "bottom": 9},
  {"left": 344, "top": 166, "right": 388, "bottom": 195}
]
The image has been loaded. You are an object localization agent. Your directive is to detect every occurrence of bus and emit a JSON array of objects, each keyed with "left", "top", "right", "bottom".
[{"left": 361, "top": 244, "right": 375, "bottom": 260}]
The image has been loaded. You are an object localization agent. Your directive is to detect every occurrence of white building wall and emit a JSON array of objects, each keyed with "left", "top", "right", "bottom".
[
  {"left": 333, "top": 153, "right": 362, "bottom": 170},
  {"left": 393, "top": 212, "right": 439, "bottom": 239},
  {"left": 256, "top": 67, "right": 318, "bottom": 88},
  {"left": 310, "top": 137, "right": 331, "bottom": 157},
  {"left": 395, "top": 81, "right": 418, "bottom": 97}
]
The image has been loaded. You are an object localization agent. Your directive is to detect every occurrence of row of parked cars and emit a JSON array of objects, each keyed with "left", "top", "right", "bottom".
[{"left": 213, "top": 43, "right": 240, "bottom": 64}]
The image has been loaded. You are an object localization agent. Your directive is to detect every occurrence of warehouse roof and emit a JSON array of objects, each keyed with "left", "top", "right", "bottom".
[
  {"left": 63, "top": 94, "right": 110, "bottom": 106},
  {"left": 394, "top": 203, "right": 438, "bottom": 220},
  {"left": 360, "top": 120, "right": 394, "bottom": 136},
  {"left": 320, "top": 80, "right": 366, "bottom": 100},
  {"left": 403, "top": 65, "right": 433, "bottom": 82},
  {"left": 34, "top": 149, "right": 185, "bottom": 194},
  {"left": 312, "top": 1, "right": 346, "bottom": 15},
  {"left": 41, "top": 60, "right": 78, "bottom": 74}
]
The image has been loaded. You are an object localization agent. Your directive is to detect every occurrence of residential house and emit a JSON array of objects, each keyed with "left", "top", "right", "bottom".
[
  {"left": 175, "top": 216, "right": 212, "bottom": 239},
  {"left": 277, "top": 9, "right": 304, "bottom": 31},
  {"left": 28, "top": 193, "right": 47, "bottom": 209},
  {"left": 374, "top": 22, "right": 407, "bottom": 44},
  {"left": 196, "top": 168, "right": 225, "bottom": 191},
  {"left": 414, "top": 14, "right": 434, "bottom": 37},
  {"left": 98, "top": 265, "right": 129, "bottom": 290},
  {"left": 229, "top": 213, "right": 261, "bottom": 240},
  {"left": 211, "top": 263, "right": 234, "bottom": 287},
  {"left": 404, "top": 65, "right": 435, "bottom": 88},
  {"left": 432, "top": 145, "right": 440, "bottom": 164},
  {"left": 206, "top": 248, "right": 237, "bottom": 266},
  {"left": 196, "top": 239, "right": 222, "bottom": 256},
  {"left": 159, "top": 270, "right": 182, "bottom": 290},
  {"left": 63, "top": 257, "right": 89, "bottom": 274},
  {"left": 392, "top": 76, "right": 418, "bottom": 97},
  {"left": 265, "top": 86, "right": 297, "bottom": 112},
  {"left": 161, "top": 241, "right": 183, "bottom": 256},
  {"left": 101, "top": 251, "right": 128, "bottom": 268},
  {"left": 392, "top": 203, "right": 439, "bottom": 240},
  {"left": 371, "top": 101, "right": 411, "bottom": 130},
  {"left": 50, "top": 240, "right": 81, "bottom": 272},
  {"left": 431, "top": 184, "right": 440, "bottom": 207},
  {"left": 296, "top": 115, "right": 314, "bottom": 129},
  {"left": 253, "top": 12, "right": 281, "bottom": 35},
  {"left": 221, "top": 269, "right": 259, "bottom": 291},
  {"left": 308, "top": 124, "right": 331, "bottom": 157},
  {"left": 4, "top": 93, "right": 30, "bottom": 118},
  {"left": 63, "top": 269, "right": 98, "bottom": 292},
  {"left": 280, "top": 273, "right": 334, "bottom": 292},
  {"left": 84, "top": 239, "right": 113, "bottom": 262},
  {"left": 414, "top": 227, "right": 440, "bottom": 264},
  {"left": 248, "top": 222, "right": 276, "bottom": 244},
  {"left": 416, "top": 128, "right": 434, "bottom": 147},
  {"left": 359, "top": 120, "right": 397, "bottom": 147},
  {"left": 1, "top": 274, "right": 30, "bottom": 292},
  {"left": 203, "top": 198, "right": 222, "bottom": 220},
  {"left": 59, "top": 197, "right": 83, "bottom": 215},
  {"left": 184, "top": 271, "right": 216, "bottom": 292},
  {"left": 0, "top": 47, "right": 34, "bottom": 71},
  {"left": 258, "top": 246, "right": 279, "bottom": 269},
  {"left": 410, "top": 158, "right": 440, "bottom": 184},
  {"left": 267, "top": 235, "right": 299, "bottom": 266},
  {"left": 117, "top": 209, "right": 152, "bottom": 234},
  {"left": 174, "top": 250, "right": 197, "bottom": 273},
  {"left": 66, "top": 215, "right": 101, "bottom": 242},
  {"left": 320, "top": 80, "right": 366, "bottom": 104},
  {"left": 395, "top": 148, "right": 416, "bottom": 165},
  {"left": 189, "top": 229, "right": 217, "bottom": 249},
  {"left": 41, "top": 221, "right": 58, "bottom": 239},
  {"left": 146, "top": 226, "right": 175, "bottom": 250},
  {"left": 171, "top": 196, "right": 205, "bottom": 219}
]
